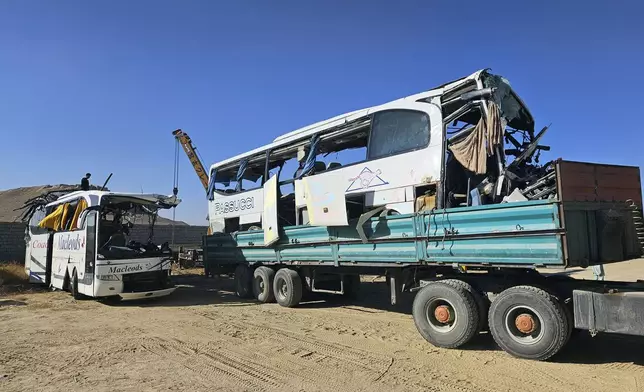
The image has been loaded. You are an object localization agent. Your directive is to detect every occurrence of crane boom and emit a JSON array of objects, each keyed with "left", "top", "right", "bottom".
[{"left": 172, "top": 129, "right": 209, "bottom": 190}]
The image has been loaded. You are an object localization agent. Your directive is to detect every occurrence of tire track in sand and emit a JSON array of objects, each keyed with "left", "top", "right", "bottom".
[
  {"left": 192, "top": 310, "right": 483, "bottom": 392},
  {"left": 196, "top": 311, "right": 392, "bottom": 375},
  {"left": 141, "top": 336, "right": 292, "bottom": 391}
]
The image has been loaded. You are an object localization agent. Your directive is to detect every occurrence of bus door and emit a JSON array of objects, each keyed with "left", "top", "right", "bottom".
[
  {"left": 24, "top": 206, "right": 52, "bottom": 284},
  {"left": 263, "top": 174, "right": 280, "bottom": 246},
  {"left": 79, "top": 210, "right": 98, "bottom": 296},
  {"left": 300, "top": 174, "right": 349, "bottom": 226}
]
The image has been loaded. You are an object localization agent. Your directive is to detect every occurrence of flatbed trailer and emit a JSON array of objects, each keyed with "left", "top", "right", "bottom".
[{"left": 204, "top": 160, "right": 644, "bottom": 361}]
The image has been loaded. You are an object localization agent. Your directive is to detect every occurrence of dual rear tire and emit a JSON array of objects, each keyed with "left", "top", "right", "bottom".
[
  {"left": 412, "top": 281, "right": 571, "bottom": 361},
  {"left": 412, "top": 281, "right": 480, "bottom": 349},
  {"left": 273, "top": 269, "right": 303, "bottom": 308},
  {"left": 235, "top": 265, "right": 303, "bottom": 307},
  {"left": 488, "top": 286, "right": 570, "bottom": 361},
  {"left": 253, "top": 266, "right": 275, "bottom": 303}
]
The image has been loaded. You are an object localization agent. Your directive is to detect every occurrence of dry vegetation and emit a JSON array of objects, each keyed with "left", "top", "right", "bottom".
[
  {"left": 0, "top": 262, "right": 33, "bottom": 296},
  {"left": 0, "top": 262, "right": 27, "bottom": 284}
]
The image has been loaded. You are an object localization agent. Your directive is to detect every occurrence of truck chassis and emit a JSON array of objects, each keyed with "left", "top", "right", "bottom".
[{"left": 204, "top": 180, "right": 644, "bottom": 361}]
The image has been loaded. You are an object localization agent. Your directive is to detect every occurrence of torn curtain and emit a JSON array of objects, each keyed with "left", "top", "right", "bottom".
[{"left": 449, "top": 101, "right": 504, "bottom": 174}]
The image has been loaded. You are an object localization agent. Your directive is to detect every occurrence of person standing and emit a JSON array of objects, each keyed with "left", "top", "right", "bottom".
[{"left": 81, "top": 173, "right": 91, "bottom": 191}]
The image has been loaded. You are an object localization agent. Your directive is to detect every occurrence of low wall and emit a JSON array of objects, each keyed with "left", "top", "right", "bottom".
[
  {"left": 0, "top": 223, "right": 27, "bottom": 262},
  {"left": 128, "top": 225, "right": 208, "bottom": 249},
  {"left": 0, "top": 222, "right": 208, "bottom": 263}
]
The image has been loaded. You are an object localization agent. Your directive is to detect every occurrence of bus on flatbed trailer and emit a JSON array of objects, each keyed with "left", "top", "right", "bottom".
[
  {"left": 25, "top": 190, "right": 180, "bottom": 301},
  {"left": 202, "top": 69, "right": 644, "bottom": 360}
]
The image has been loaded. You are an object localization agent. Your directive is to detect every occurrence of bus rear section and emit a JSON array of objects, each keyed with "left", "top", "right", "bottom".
[{"left": 24, "top": 190, "right": 180, "bottom": 301}]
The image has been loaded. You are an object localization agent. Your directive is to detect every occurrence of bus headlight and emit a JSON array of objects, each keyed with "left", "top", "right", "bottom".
[{"left": 97, "top": 274, "right": 120, "bottom": 281}]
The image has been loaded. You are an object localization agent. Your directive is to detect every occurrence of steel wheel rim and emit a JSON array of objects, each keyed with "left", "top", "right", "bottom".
[
  {"left": 277, "top": 278, "right": 288, "bottom": 299},
  {"left": 255, "top": 276, "right": 265, "bottom": 294},
  {"left": 425, "top": 297, "right": 458, "bottom": 333},
  {"left": 504, "top": 305, "right": 545, "bottom": 345}
]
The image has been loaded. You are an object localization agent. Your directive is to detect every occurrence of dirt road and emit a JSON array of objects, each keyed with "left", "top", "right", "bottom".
[{"left": 1, "top": 271, "right": 644, "bottom": 392}]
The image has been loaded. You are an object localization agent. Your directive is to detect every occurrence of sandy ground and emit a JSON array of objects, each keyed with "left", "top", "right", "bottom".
[{"left": 2, "top": 264, "right": 644, "bottom": 392}]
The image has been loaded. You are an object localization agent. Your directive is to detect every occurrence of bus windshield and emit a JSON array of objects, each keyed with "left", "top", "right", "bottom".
[{"left": 97, "top": 196, "right": 174, "bottom": 260}]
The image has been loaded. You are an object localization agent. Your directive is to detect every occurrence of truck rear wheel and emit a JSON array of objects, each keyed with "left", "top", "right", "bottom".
[
  {"left": 234, "top": 265, "right": 253, "bottom": 299},
  {"left": 273, "top": 268, "right": 303, "bottom": 308},
  {"left": 253, "top": 266, "right": 275, "bottom": 303},
  {"left": 412, "top": 282, "right": 479, "bottom": 348},
  {"left": 441, "top": 279, "right": 489, "bottom": 332},
  {"left": 488, "top": 285, "right": 570, "bottom": 361}
]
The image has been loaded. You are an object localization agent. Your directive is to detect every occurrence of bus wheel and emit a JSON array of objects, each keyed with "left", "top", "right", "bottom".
[
  {"left": 441, "top": 279, "right": 489, "bottom": 332},
  {"left": 63, "top": 273, "right": 70, "bottom": 292},
  {"left": 412, "top": 282, "right": 479, "bottom": 348},
  {"left": 488, "top": 285, "right": 570, "bottom": 361},
  {"left": 253, "top": 266, "right": 275, "bottom": 303},
  {"left": 70, "top": 270, "right": 82, "bottom": 300},
  {"left": 234, "top": 265, "right": 253, "bottom": 299},
  {"left": 273, "top": 268, "right": 302, "bottom": 308}
]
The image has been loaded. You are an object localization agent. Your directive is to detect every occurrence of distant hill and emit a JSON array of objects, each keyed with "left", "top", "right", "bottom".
[{"left": 0, "top": 184, "right": 188, "bottom": 226}]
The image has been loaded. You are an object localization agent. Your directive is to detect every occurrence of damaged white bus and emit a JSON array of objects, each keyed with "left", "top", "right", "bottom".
[
  {"left": 206, "top": 68, "right": 538, "bottom": 238},
  {"left": 23, "top": 190, "right": 180, "bottom": 300},
  {"left": 201, "top": 69, "right": 644, "bottom": 361}
]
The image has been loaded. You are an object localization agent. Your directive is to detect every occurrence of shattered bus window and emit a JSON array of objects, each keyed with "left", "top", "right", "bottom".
[{"left": 314, "top": 121, "right": 369, "bottom": 170}]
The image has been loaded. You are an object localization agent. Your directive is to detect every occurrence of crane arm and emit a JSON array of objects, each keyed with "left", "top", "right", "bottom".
[{"left": 172, "top": 129, "right": 209, "bottom": 191}]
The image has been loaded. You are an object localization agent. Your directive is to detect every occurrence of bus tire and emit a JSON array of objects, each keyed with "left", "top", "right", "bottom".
[
  {"left": 63, "top": 273, "right": 70, "bottom": 292},
  {"left": 412, "top": 282, "right": 479, "bottom": 348},
  {"left": 441, "top": 279, "right": 489, "bottom": 332},
  {"left": 70, "top": 270, "right": 82, "bottom": 300},
  {"left": 253, "top": 266, "right": 275, "bottom": 303},
  {"left": 273, "top": 268, "right": 302, "bottom": 308},
  {"left": 488, "top": 285, "right": 569, "bottom": 361},
  {"left": 234, "top": 264, "right": 253, "bottom": 299}
]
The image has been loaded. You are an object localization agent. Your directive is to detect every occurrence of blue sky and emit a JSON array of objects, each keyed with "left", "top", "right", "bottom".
[{"left": 1, "top": 1, "right": 642, "bottom": 225}]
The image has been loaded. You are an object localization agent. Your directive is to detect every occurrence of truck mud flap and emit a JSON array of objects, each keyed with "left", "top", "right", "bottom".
[{"left": 573, "top": 290, "right": 644, "bottom": 336}]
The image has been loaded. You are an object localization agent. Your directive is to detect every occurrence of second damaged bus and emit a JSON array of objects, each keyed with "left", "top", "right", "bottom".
[{"left": 24, "top": 190, "right": 180, "bottom": 300}]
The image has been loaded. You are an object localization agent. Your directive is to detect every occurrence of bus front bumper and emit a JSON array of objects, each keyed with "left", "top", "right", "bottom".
[{"left": 119, "top": 287, "right": 177, "bottom": 301}]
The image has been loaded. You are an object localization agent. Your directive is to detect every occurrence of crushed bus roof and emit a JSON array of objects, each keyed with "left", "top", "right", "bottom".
[{"left": 45, "top": 191, "right": 180, "bottom": 209}]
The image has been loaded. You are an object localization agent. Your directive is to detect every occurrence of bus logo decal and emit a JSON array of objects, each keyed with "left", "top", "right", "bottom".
[
  {"left": 108, "top": 264, "right": 144, "bottom": 274},
  {"left": 214, "top": 197, "right": 255, "bottom": 215},
  {"left": 57, "top": 233, "right": 85, "bottom": 251},
  {"left": 346, "top": 167, "right": 388, "bottom": 192}
]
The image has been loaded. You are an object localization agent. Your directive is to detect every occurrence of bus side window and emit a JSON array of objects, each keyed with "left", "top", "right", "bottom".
[
  {"left": 240, "top": 165, "right": 263, "bottom": 191},
  {"left": 28, "top": 207, "right": 48, "bottom": 235},
  {"left": 214, "top": 155, "right": 266, "bottom": 195},
  {"left": 368, "top": 110, "right": 430, "bottom": 160},
  {"left": 63, "top": 202, "right": 78, "bottom": 231},
  {"left": 267, "top": 150, "right": 300, "bottom": 196},
  {"left": 315, "top": 126, "right": 369, "bottom": 170},
  {"left": 86, "top": 211, "right": 97, "bottom": 229},
  {"left": 214, "top": 171, "right": 239, "bottom": 194},
  {"left": 76, "top": 210, "right": 89, "bottom": 230}
]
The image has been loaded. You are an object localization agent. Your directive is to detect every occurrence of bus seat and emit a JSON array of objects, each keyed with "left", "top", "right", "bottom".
[
  {"left": 312, "top": 161, "right": 326, "bottom": 174},
  {"left": 327, "top": 162, "right": 342, "bottom": 170}
]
